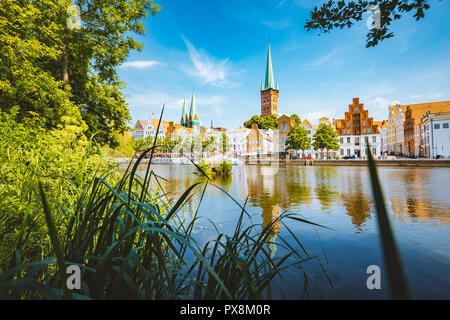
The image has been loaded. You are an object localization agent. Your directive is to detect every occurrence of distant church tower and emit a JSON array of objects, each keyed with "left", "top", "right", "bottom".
[
  {"left": 260, "top": 43, "right": 279, "bottom": 117},
  {"left": 181, "top": 92, "right": 201, "bottom": 130}
]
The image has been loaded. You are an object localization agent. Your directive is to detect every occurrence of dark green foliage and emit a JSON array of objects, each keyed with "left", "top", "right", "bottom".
[
  {"left": 312, "top": 123, "right": 340, "bottom": 157},
  {"left": 215, "top": 160, "right": 232, "bottom": 176},
  {"left": 291, "top": 114, "right": 301, "bottom": 126},
  {"left": 244, "top": 115, "right": 278, "bottom": 129},
  {"left": 0, "top": 0, "right": 160, "bottom": 147},
  {"left": 286, "top": 125, "right": 311, "bottom": 153},
  {"left": 305, "top": 0, "right": 431, "bottom": 47}
]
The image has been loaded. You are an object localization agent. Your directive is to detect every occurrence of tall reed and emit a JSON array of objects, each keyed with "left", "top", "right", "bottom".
[
  {"left": 0, "top": 107, "right": 328, "bottom": 300},
  {"left": 367, "top": 145, "right": 410, "bottom": 299}
]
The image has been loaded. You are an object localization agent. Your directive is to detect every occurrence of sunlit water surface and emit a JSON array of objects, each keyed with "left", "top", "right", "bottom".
[{"left": 135, "top": 164, "right": 450, "bottom": 299}]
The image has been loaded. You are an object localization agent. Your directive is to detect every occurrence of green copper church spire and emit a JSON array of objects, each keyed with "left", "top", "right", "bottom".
[
  {"left": 264, "top": 43, "right": 276, "bottom": 90},
  {"left": 181, "top": 96, "right": 187, "bottom": 126},
  {"left": 189, "top": 92, "right": 196, "bottom": 120}
]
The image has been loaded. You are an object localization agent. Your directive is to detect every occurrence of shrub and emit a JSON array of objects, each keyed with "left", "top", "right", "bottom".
[
  {"left": 215, "top": 160, "right": 232, "bottom": 176},
  {"left": 197, "top": 161, "right": 213, "bottom": 179},
  {"left": 0, "top": 109, "right": 113, "bottom": 270}
]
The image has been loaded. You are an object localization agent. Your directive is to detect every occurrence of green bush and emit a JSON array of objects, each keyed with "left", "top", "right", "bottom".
[
  {"left": 197, "top": 161, "right": 213, "bottom": 179},
  {"left": 215, "top": 160, "right": 232, "bottom": 176},
  {"left": 0, "top": 109, "right": 113, "bottom": 270}
]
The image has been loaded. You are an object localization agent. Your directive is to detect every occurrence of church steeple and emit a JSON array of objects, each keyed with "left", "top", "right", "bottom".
[
  {"left": 264, "top": 43, "right": 276, "bottom": 90},
  {"left": 188, "top": 92, "right": 200, "bottom": 129},
  {"left": 189, "top": 92, "right": 197, "bottom": 121},
  {"left": 181, "top": 97, "right": 187, "bottom": 126},
  {"left": 260, "top": 41, "right": 279, "bottom": 117}
]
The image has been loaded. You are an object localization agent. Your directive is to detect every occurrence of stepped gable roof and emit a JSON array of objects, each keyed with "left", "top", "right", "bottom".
[
  {"left": 401, "top": 100, "right": 450, "bottom": 124},
  {"left": 135, "top": 120, "right": 148, "bottom": 129}
]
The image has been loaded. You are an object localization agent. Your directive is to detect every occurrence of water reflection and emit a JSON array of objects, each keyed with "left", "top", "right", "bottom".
[
  {"left": 139, "top": 165, "right": 450, "bottom": 233},
  {"left": 261, "top": 205, "right": 280, "bottom": 258},
  {"left": 135, "top": 164, "right": 450, "bottom": 299}
]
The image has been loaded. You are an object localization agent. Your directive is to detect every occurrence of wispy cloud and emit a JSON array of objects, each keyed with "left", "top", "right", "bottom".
[
  {"left": 262, "top": 18, "right": 291, "bottom": 30},
  {"left": 181, "top": 37, "right": 238, "bottom": 87},
  {"left": 120, "top": 60, "right": 161, "bottom": 69},
  {"left": 309, "top": 49, "right": 339, "bottom": 67}
]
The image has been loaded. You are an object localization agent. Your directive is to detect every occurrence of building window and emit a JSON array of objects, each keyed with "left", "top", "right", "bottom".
[
  {"left": 347, "top": 149, "right": 350, "bottom": 155},
  {"left": 443, "top": 123, "right": 449, "bottom": 129},
  {"left": 347, "top": 137, "right": 351, "bottom": 143},
  {"left": 340, "top": 149, "right": 344, "bottom": 155},
  {"left": 355, "top": 107, "right": 358, "bottom": 112},
  {"left": 340, "top": 138, "right": 343, "bottom": 144},
  {"left": 347, "top": 122, "right": 350, "bottom": 128},
  {"left": 363, "top": 128, "right": 367, "bottom": 134},
  {"left": 434, "top": 124, "right": 440, "bottom": 129},
  {"left": 363, "top": 121, "right": 366, "bottom": 126},
  {"left": 372, "top": 136, "right": 376, "bottom": 143},
  {"left": 368, "top": 128, "right": 371, "bottom": 133}
]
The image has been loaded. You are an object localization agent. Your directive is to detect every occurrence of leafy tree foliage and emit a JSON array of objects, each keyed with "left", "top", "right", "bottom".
[
  {"left": 305, "top": 0, "right": 431, "bottom": 47},
  {"left": 291, "top": 114, "right": 301, "bottom": 127},
  {"left": 286, "top": 125, "right": 311, "bottom": 154},
  {"left": 135, "top": 135, "right": 181, "bottom": 153},
  {"left": 202, "top": 136, "right": 217, "bottom": 152},
  {"left": 244, "top": 115, "right": 278, "bottom": 129},
  {"left": 220, "top": 133, "right": 232, "bottom": 153},
  {"left": 0, "top": 0, "right": 160, "bottom": 146},
  {"left": 312, "top": 123, "right": 340, "bottom": 157}
]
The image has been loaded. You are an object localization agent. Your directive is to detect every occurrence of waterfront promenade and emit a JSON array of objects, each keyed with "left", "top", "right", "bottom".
[{"left": 113, "top": 157, "right": 450, "bottom": 167}]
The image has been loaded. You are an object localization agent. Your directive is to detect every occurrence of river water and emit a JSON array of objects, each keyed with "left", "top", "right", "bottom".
[{"left": 136, "top": 164, "right": 450, "bottom": 299}]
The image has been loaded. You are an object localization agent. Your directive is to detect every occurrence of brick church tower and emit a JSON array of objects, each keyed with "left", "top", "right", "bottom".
[{"left": 260, "top": 43, "right": 279, "bottom": 117}]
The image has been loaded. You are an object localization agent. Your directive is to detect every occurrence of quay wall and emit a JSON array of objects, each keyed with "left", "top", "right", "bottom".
[{"left": 246, "top": 159, "right": 450, "bottom": 167}]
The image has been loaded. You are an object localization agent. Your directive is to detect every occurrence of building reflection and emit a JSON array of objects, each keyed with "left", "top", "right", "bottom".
[
  {"left": 261, "top": 205, "right": 280, "bottom": 258},
  {"left": 340, "top": 192, "right": 372, "bottom": 233},
  {"left": 142, "top": 164, "right": 449, "bottom": 237},
  {"left": 314, "top": 167, "right": 339, "bottom": 211}
]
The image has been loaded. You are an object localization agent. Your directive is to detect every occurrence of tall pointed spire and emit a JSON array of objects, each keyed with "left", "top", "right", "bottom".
[
  {"left": 189, "top": 92, "right": 197, "bottom": 120},
  {"left": 181, "top": 97, "right": 187, "bottom": 126},
  {"left": 188, "top": 92, "right": 200, "bottom": 129},
  {"left": 264, "top": 42, "right": 275, "bottom": 90}
]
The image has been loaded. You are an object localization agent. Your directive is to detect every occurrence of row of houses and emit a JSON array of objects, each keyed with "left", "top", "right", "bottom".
[
  {"left": 381, "top": 100, "right": 450, "bottom": 158},
  {"left": 132, "top": 97, "right": 450, "bottom": 159}
]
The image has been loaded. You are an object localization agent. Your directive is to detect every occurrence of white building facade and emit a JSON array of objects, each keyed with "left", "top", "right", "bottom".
[
  {"left": 419, "top": 112, "right": 450, "bottom": 158},
  {"left": 338, "top": 133, "right": 381, "bottom": 158}
]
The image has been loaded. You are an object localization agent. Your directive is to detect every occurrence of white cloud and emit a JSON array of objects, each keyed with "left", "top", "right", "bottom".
[
  {"left": 120, "top": 60, "right": 161, "bottom": 69},
  {"left": 262, "top": 18, "right": 291, "bottom": 30},
  {"left": 309, "top": 49, "right": 339, "bottom": 67},
  {"left": 181, "top": 37, "right": 236, "bottom": 87}
]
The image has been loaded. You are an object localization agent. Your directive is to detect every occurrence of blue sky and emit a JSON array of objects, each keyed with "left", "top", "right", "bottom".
[{"left": 117, "top": 0, "right": 450, "bottom": 129}]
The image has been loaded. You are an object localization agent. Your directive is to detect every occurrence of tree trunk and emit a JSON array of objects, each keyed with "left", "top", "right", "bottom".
[{"left": 62, "top": 35, "right": 69, "bottom": 92}]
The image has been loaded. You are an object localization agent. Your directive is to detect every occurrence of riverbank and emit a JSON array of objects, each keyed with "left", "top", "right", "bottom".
[
  {"left": 111, "top": 157, "right": 450, "bottom": 167},
  {"left": 288, "top": 159, "right": 450, "bottom": 167}
]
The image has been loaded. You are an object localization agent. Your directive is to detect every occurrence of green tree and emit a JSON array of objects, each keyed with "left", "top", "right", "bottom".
[
  {"left": 221, "top": 133, "right": 232, "bottom": 154},
  {"left": 286, "top": 125, "right": 311, "bottom": 156},
  {"left": 0, "top": 0, "right": 160, "bottom": 147},
  {"left": 291, "top": 114, "right": 301, "bottom": 127},
  {"left": 312, "top": 123, "right": 340, "bottom": 159},
  {"left": 202, "top": 136, "right": 217, "bottom": 153},
  {"left": 244, "top": 115, "right": 263, "bottom": 129},
  {"left": 244, "top": 115, "right": 278, "bottom": 129},
  {"left": 305, "top": 0, "right": 431, "bottom": 47}
]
